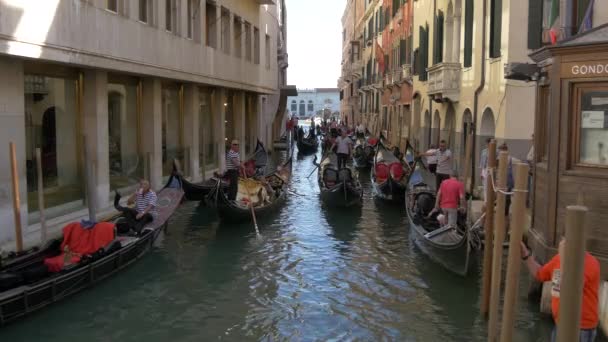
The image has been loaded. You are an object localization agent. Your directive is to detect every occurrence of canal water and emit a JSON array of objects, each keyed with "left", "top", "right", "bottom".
[{"left": 0, "top": 149, "right": 583, "bottom": 341}]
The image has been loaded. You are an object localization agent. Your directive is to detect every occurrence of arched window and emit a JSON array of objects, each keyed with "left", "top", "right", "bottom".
[
  {"left": 307, "top": 100, "right": 314, "bottom": 113},
  {"left": 291, "top": 100, "right": 297, "bottom": 113},
  {"left": 299, "top": 100, "right": 305, "bottom": 116}
]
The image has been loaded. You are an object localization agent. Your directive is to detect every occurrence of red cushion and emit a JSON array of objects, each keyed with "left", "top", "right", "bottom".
[
  {"left": 368, "top": 138, "right": 378, "bottom": 145},
  {"left": 390, "top": 162, "right": 404, "bottom": 180},
  {"left": 375, "top": 164, "right": 389, "bottom": 183}
]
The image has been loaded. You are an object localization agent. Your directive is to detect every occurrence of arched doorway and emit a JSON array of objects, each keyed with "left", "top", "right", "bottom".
[
  {"left": 460, "top": 109, "right": 473, "bottom": 176},
  {"left": 413, "top": 95, "right": 422, "bottom": 149},
  {"left": 432, "top": 110, "right": 441, "bottom": 147},
  {"left": 481, "top": 108, "right": 496, "bottom": 137},
  {"left": 443, "top": 105, "right": 456, "bottom": 148},
  {"left": 41, "top": 107, "right": 57, "bottom": 180},
  {"left": 423, "top": 110, "right": 431, "bottom": 151}
]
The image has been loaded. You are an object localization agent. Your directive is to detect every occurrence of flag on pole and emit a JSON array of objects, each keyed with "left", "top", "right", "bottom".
[{"left": 548, "top": 0, "right": 560, "bottom": 44}]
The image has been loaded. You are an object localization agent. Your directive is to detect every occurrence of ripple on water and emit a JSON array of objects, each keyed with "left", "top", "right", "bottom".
[{"left": 0, "top": 152, "right": 560, "bottom": 341}]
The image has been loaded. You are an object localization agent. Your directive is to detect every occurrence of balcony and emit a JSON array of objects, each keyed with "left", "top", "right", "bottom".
[
  {"left": 400, "top": 64, "right": 412, "bottom": 84},
  {"left": 372, "top": 74, "right": 383, "bottom": 90},
  {"left": 392, "top": 69, "right": 402, "bottom": 85},
  {"left": 427, "top": 63, "right": 462, "bottom": 102},
  {"left": 385, "top": 73, "right": 393, "bottom": 88}
]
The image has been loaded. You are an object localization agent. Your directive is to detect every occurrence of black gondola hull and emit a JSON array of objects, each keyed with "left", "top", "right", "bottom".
[
  {"left": 319, "top": 182, "right": 363, "bottom": 208},
  {"left": 371, "top": 177, "right": 407, "bottom": 202}
]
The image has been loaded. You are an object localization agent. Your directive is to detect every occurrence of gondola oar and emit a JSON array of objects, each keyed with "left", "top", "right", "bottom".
[{"left": 242, "top": 171, "right": 261, "bottom": 237}]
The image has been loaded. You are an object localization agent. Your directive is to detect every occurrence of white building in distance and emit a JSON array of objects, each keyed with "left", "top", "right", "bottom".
[{"left": 288, "top": 88, "right": 340, "bottom": 119}]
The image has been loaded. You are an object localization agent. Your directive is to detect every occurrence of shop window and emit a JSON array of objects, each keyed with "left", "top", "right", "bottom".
[
  {"left": 224, "top": 91, "right": 235, "bottom": 145},
  {"left": 221, "top": 8, "right": 231, "bottom": 54},
  {"left": 108, "top": 80, "right": 142, "bottom": 191},
  {"left": 162, "top": 86, "right": 182, "bottom": 178},
  {"left": 574, "top": 85, "right": 608, "bottom": 167},
  {"left": 234, "top": 17, "right": 242, "bottom": 58},
  {"left": 25, "top": 74, "right": 84, "bottom": 223},
  {"left": 244, "top": 22, "right": 252, "bottom": 61},
  {"left": 245, "top": 94, "right": 257, "bottom": 154},
  {"left": 205, "top": 3, "right": 217, "bottom": 48},
  {"left": 199, "top": 88, "right": 217, "bottom": 171}
]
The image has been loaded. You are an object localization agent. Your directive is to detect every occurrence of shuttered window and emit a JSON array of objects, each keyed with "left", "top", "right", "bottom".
[
  {"left": 400, "top": 39, "right": 407, "bottom": 65},
  {"left": 379, "top": 6, "right": 383, "bottom": 30},
  {"left": 489, "top": 0, "right": 502, "bottom": 58},
  {"left": 368, "top": 19, "right": 374, "bottom": 40},
  {"left": 419, "top": 24, "right": 429, "bottom": 81},
  {"left": 464, "top": 0, "right": 473, "bottom": 67},
  {"left": 434, "top": 11, "right": 444, "bottom": 64},
  {"left": 413, "top": 48, "right": 419, "bottom": 75},
  {"left": 527, "top": 0, "right": 543, "bottom": 49}
]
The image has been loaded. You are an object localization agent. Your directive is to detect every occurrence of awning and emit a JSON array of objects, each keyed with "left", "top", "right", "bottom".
[{"left": 281, "top": 85, "right": 298, "bottom": 97}]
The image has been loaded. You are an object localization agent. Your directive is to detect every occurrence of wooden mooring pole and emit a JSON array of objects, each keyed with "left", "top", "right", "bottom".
[
  {"left": 35, "top": 148, "right": 47, "bottom": 244},
  {"left": 9, "top": 142, "right": 23, "bottom": 252},
  {"left": 462, "top": 131, "right": 473, "bottom": 190},
  {"left": 487, "top": 151, "right": 508, "bottom": 342},
  {"left": 499, "top": 162, "right": 529, "bottom": 342},
  {"left": 557, "top": 205, "right": 589, "bottom": 342},
  {"left": 480, "top": 140, "right": 497, "bottom": 315}
]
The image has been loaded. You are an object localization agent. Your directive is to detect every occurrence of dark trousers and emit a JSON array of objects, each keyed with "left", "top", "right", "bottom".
[
  {"left": 114, "top": 205, "right": 153, "bottom": 233},
  {"left": 428, "top": 163, "right": 437, "bottom": 174},
  {"left": 435, "top": 173, "right": 450, "bottom": 190},
  {"left": 337, "top": 153, "right": 349, "bottom": 169},
  {"left": 226, "top": 169, "right": 239, "bottom": 200}
]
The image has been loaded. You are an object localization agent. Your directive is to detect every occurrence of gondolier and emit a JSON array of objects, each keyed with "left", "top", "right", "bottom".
[
  {"left": 114, "top": 179, "right": 157, "bottom": 234},
  {"left": 420, "top": 140, "right": 452, "bottom": 190},
  {"left": 226, "top": 139, "right": 244, "bottom": 201},
  {"left": 332, "top": 130, "right": 353, "bottom": 169}
]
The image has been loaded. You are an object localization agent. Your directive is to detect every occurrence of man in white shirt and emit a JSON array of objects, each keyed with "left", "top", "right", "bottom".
[
  {"left": 332, "top": 129, "right": 353, "bottom": 169},
  {"left": 425, "top": 144, "right": 438, "bottom": 174},
  {"left": 420, "top": 140, "right": 452, "bottom": 190},
  {"left": 356, "top": 122, "right": 366, "bottom": 138}
]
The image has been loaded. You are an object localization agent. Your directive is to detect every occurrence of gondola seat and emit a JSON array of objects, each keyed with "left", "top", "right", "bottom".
[
  {"left": 44, "top": 222, "right": 116, "bottom": 273},
  {"left": 368, "top": 138, "right": 378, "bottom": 146},
  {"left": 389, "top": 162, "right": 404, "bottom": 180},
  {"left": 338, "top": 168, "right": 353, "bottom": 183},
  {"left": 375, "top": 164, "right": 389, "bottom": 183},
  {"left": 323, "top": 168, "right": 339, "bottom": 187}
]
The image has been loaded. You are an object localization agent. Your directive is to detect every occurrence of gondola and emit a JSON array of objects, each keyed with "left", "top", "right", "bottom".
[
  {"left": 370, "top": 141, "right": 410, "bottom": 201},
  {"left": 315, "top": 153, "right": 362, "bottom": 208},
  {"left": 405, "top": 164, "right": 472, "bottom": 276},
  {"left": 0, "top": 179, "right": 184, "bottom": 325},
  {"left": 352, "top": 137, "right": 374, "bottom": 168},
  {"left": 273, "top": 132, "right": 290, "bottom": 151},
  {"left": 206, "top": 157, "right": 293, "bottom": 222},
  {"left": 297, "top": 132, "right": 319, "bottom": 155},
  {"left": 173, "top": 140, "right": 268, "bottom": 201}
]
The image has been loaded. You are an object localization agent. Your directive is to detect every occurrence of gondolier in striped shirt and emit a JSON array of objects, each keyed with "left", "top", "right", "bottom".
[
  {"left": 226, "top": 139, "right": 244, "bottom": 201},
  {"left": 113, "top": 179, "right": 157, "bottom": 234}
]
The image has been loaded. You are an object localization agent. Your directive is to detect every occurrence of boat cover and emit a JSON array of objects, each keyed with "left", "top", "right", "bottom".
[
  {"left": 44, "top": 222, "right": 116, "bottom": 272},
  {"left": 236, "top": 178, "right": 270, "bottom": 207}
]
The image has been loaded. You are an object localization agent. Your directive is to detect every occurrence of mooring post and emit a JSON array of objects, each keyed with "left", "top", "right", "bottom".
[
  {"left": 9, "top": 142, "right": 23, "bottom": 252},
  {"left": 481, "top": 140, "right": 497, "bottom": 316},
  {"left": 487, "top": 151, "right": 508, "bottom": 342},
  {"left": 556, "top": 205, "right": 588, "bottom": 342},
  {"left": 499, "top": 162, "right": 529, "bottom": 342}
]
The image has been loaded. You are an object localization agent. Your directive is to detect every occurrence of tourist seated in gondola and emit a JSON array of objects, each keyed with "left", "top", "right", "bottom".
[
  {"left": 431, "top": 169, "right": 465, "bottom": 227},
  {"left": 114, "top": 179, "right": 157, "bottom": 234}
]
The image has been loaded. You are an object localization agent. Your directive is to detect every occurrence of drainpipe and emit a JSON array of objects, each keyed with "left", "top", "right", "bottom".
[
  {"left": 471, "top": 0, "right": 487, "bottom": 194},
  {"left": 428, "top": 0, "right": 436, "bottom": 150}
]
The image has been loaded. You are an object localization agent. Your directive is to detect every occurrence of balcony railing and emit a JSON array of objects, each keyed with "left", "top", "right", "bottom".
[
  {"left": 401, "top": 64, "right": 412, "bottom": 82},
  {"left": 427, "top": 63, "right": 462, "bottom": 102}
]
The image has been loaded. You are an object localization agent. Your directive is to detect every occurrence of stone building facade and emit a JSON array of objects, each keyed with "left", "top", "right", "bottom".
[
  {"left": 0, "top": 0, "right": 292, "bottom": 249},
  {"left": 287, "top": 88, "right": 340, "bottom": 119}
]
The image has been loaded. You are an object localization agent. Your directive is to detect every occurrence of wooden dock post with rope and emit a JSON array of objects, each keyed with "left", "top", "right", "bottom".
[{"left": 480, "top": 140, "right": 497, "bottom": 316}]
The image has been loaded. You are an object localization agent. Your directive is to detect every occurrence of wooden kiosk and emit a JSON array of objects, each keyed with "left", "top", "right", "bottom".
[{"left": 528, "top": 24, "right": 608, "bottom": 269}]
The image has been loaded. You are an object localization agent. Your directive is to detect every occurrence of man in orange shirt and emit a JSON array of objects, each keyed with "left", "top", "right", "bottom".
[{"left": 520, "top": 238, "right": 600, "bottom": 341}]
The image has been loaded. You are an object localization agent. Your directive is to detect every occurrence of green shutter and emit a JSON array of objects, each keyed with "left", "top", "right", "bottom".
[
  {"left": 490, "top": 0, "right": 502, "bottom": 58},
  {"left": 420, "top": 24, "right": 429, "bottom": 81},
  {"left": 434, "top": 11, "right": 444, "bottom": 64},
  {"left": 577, "top": 0, "right": 591, "bottom": 31},
  {"left": 528, "top": 0, "right": 543, "bottom": 49},
  {"left": 464, "top": 0, "right": 474, "bottom": 67}
]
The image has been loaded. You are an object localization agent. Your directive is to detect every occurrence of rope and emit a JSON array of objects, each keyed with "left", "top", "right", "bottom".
[{"left": 486, "top": 168, "right": 528, "bottom": 196}]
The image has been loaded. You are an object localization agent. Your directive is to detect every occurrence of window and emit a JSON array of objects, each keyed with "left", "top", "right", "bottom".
[
  {"left": 434, "top": 11, "right": 444, "bottom": 64},
  {"left": 244, "top": 22, "right": 252, "bottom": 61},
  {"left": 205, "top": 3, "right": 217, "bottom": 48},
  {"left": 418, "top": 24, "right": 429, "bottom": 81},
  {"left": 265, "top": 34, "right": 271, "bottom": 69},
  {"left": 107, "top": 0, "right": 118, "bottom": 12},
  {"left": 291, "top": 100, "right": 297, "bottom": 113},
  {"left": 489, "top": 0, "right": 502, "bottom": 58},
  {"left": 24, "top": 74, "right": 84, "bottom": 222},
  {"left": 299, "top": 100, "right": 305, "bottom": 116},
  {"left": 165, "top": 0, "right": 177, "bottom": 33},
  {"left": 573, "top": 84, "right": 608, "bottom": 167},
  {"left": 527, "top": 0, "right": 543, "bottom": 49},
  {"left": 307, "top": 100, "right": 314, "bottom": 113},
  {"left": 254, "top": 27, "right": 260, "bottom": 64},
  {"left": 464, "top": 0, "right": 474, "bottom": 67},
  {"left": 108, "top": 79, "right": 141, "bottom": 191},
  {"left": 139, "top": 0, "right": 150, "bottom": 23},
  {"left": 234, "top": 17, "right": 242, "bottom": 58},
  {"left": 221, "top": 8, "right": 231, "bottom": 54},
  {"left": 162, "top": 85, "right": 182, "bottom": 177}
]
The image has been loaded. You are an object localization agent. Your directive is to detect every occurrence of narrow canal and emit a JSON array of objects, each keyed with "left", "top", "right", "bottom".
[{"left": 1, "top": 150, "right": 564, "bottom": 341}]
